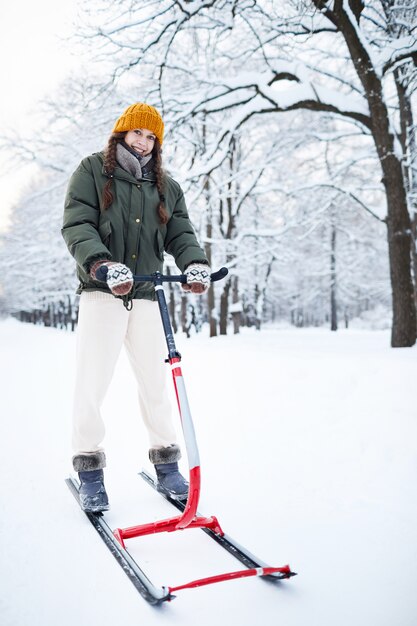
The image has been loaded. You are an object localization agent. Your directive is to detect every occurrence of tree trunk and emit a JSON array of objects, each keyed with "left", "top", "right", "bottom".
[
  {"left": 413, "top": 213, "right": 417, "bottom": 311},
  {"left": 206, "top": 216, "right": 217, "bottom": 338},
  {"left": 394, "top": 68, "right": 417, "bottom": 317},
  {"left": 181, "top": 296, "right": 190, "bottom": 338},
  {"left": 330, "top": 0, "right": 417, "bottom": 346},
  {"left": 219, "top": 280, "right": 231, "bottom": 335},
  {"left": 201, "top": 122, "right": 218, "bottom": 337},
  {"left": 254, "top": 282, "right": 261, "bottom": 330},
  {"left": 383, "top": 156, "right": 416, "bottom": 346},
  {"left": 231, "top": 274, "right": 241, "bottom": 334},
  {"left": 330, "top": 209, "right": 338, "bottom": 332}
]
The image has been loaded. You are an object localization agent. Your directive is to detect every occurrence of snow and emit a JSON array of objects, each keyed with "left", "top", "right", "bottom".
[
  {"left": 1, "top": 317, "right": 416, "bottom": 626},
  {"left": 373, "top": 35, "right": 417, "bottom": 76}
]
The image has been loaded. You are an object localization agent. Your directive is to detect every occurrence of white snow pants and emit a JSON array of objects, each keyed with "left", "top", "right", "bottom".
[{"left": 72, "top": 291, "right": 177, "bottom": 455}]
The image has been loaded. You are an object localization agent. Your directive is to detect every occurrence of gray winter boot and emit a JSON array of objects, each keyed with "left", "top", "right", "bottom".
[
  {"left": 149, "top": 445, "right": 189, "bottom": 501},
  {"left": 73, "top": 452, "right": 109, "bottom": 513}
]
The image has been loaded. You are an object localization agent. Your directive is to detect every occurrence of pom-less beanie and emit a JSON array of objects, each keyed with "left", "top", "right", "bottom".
[{"left": 112, "top": 103, "right": 164, "bottom": 145}]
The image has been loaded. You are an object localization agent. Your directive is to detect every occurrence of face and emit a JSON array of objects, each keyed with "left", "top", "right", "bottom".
[{"left": 124, "top": 128, "right": 156, "bottom": 156}]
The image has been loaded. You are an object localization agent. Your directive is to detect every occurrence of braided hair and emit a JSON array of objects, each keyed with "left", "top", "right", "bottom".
[{"left": 101, "top": 132, "right": 169, "bottom": 224}]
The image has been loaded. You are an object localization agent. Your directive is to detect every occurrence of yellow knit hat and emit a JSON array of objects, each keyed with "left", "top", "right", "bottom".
[{"left": 112, "top": 103, "right": 164, "bottom": 145}]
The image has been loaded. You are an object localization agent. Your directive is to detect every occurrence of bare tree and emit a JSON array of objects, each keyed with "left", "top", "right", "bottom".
[
  {"left": 1, "top": 0, "right": 405, "bottom": 341},
  {"left": 78, "top": 0, "right": 416, "bottom": 344}
]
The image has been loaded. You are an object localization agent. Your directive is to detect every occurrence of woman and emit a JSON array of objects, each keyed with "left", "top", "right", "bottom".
[{"left": 62, "top": 102, "right": 210, "bottom": 512}]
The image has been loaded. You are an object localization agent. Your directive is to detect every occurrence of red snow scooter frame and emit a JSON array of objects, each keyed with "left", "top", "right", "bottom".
[{"left": 66, "top": 267, "right": 296, "bottom": 604}]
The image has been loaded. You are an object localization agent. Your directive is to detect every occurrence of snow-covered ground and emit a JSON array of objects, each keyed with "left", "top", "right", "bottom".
[{"left": 0, "top": 317, "right": 416, "bottom": 626}]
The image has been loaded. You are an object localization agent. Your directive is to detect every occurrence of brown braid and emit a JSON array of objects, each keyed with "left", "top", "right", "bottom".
[
  {"left": 101, "top": 132, "right": 168, "bottom": 225},
  {"left": 101, "top": 132, "right": 125, "bottom": 211}
]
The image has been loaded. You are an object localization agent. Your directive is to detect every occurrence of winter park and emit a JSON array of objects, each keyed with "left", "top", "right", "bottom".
[{"left": 1, "top": 1, "right": 417, "bottom": 625}]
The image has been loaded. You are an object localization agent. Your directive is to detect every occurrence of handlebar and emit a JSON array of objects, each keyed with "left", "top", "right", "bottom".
[{"left": 96, "top": 265, "right": 228, "bottom": 284}]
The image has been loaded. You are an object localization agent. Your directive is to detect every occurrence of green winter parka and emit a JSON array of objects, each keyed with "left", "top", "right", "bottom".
[{"left": 62, "top": 152, "right": 208, "bottom": 301}]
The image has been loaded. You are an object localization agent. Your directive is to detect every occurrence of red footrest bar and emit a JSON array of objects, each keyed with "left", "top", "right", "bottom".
[
  {"left": 169, "top": 565, "right": 295, "bottom": 593},
  {"left": 113, "top": 513, "right": 225, "bottom": 549}
]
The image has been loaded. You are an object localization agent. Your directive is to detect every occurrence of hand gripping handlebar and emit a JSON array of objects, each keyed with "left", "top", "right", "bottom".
[{"left": 95, "top": 265, "right": 228, "bottom": 284}]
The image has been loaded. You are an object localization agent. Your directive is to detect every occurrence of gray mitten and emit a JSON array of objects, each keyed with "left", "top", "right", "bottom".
[
  {"left": 182, "top": 263, "right": 211, "bottom": 294},
  {"left": 90, "top": 260, "right": 134, "bottom": 296}
]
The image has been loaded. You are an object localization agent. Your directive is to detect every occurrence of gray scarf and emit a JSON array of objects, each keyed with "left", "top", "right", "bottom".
[{"left": 116, "top": 143, "right": 152, "bottom": 180}]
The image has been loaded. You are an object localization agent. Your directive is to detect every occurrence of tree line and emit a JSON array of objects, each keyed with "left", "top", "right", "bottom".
[{"left": 0, "top": 0, "right": 415, "bottom": 345}]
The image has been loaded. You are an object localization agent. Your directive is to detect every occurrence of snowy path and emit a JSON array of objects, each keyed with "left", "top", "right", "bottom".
[{"left": 0, "top": 318, "right": 416, "bottom": 626}]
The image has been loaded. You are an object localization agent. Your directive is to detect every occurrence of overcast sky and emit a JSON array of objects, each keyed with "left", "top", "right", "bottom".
[{"left": 0, "top": 0, "right": 79, "bottom": 231}]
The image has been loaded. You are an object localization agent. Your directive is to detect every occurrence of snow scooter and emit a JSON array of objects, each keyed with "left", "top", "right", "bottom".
[{"left": 66, "top": 267, "right": 296, "bottom": 604}]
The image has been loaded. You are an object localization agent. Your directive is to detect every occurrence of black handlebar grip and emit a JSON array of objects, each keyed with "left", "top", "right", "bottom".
[
  {"left": 95, "top": 265, "right": 109, "bottom": 282},
  {"left": 210, "top": 267, "right": 228, "bottom": 282}
]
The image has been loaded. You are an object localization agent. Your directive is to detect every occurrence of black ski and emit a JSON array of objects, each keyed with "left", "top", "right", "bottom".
[
  {"left": 65, "top": 477, "right": 173, "bottom": 605},
  {"left": 139, "top": 470, "right": 296, "bottom": 582}
]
